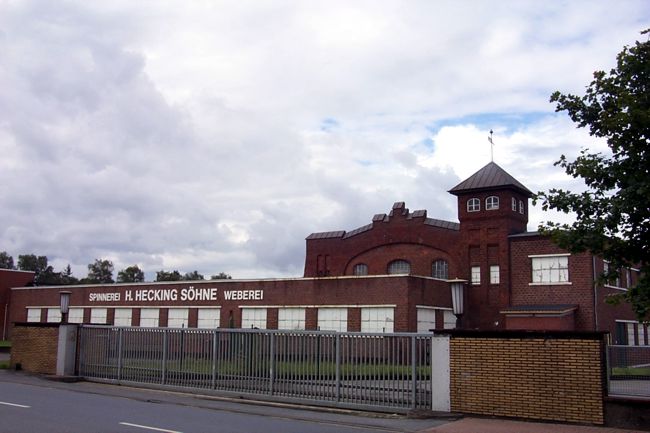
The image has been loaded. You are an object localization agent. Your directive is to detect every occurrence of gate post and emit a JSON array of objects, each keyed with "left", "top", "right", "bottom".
[
  {"left": 430, "top": 335, "right": 450, "bottom": 412},
  {"left": 56, "top": 324, "right": 79, "bottom": 377}
]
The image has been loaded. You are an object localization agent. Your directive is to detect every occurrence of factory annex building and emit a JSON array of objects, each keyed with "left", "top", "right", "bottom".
[{"left": 5, "top": 162, "right": 648, "bottom": 345}]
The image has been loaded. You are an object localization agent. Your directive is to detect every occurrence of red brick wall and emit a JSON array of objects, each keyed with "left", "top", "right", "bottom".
[
  {"left": 304, "top": 203, "right": 460, "bottom": 278},
  {"left": 0, "top": 269, "right": 34, "bottom": 339}
]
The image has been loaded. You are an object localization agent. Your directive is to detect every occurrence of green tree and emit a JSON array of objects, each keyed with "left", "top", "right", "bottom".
[
  {"left": 17, "top": 254, "right": 55, "bottom": 284},
  {"left": 183, "top": 270, "right": 204, "bottom": 281},
  {"left": 536, "top": 29, "right": 650, "bottom": 321},
  {"left": 59, "top": 264, "right": 79, "bottom": 285},
  {"left": 155, "top": 270, "right": 183, "bottom": 282},
  {"left": 211, "top": 272, "right": 232, "bottom": 280},
  {"left": 85, "top": 259, "right": 114, "bottom": 284},
  {"left": 0, "top": 251, "right": 14, "bottom": 269},
  {"left": 117, "top": 265, "right": 145, "bottom": 283}
]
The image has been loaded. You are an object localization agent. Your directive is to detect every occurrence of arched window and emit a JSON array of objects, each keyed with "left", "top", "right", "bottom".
[
  {"left": 387, "top": 260, "right": 411, "bottom": 275},
  {"left": 486, "top": 196, "right": 499, "bottom": 210},
  {"left": 432, "top": 260, "right": 448, "bottom": 279},
  {"left": 353, "top": 263, "right": 368, "bottom": 276},
  {"left": 467, "top": 198, "right": 480, "bottom": 212}
]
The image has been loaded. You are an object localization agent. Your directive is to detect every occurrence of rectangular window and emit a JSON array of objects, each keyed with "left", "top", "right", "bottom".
[
  {"left": 241, "top": 308, "right": 267, "bottom": 329},
  {"left": 512, "top": 197, "right": 517, "bottom": 211},
  {"left": 317, "top": 308, "right": 348, "bottom": 332},
  {"left": 114, "top": 308, "right": 132, "bottom": 326},
  {"left": 490, "top": 265, "right": 500, "bottom": 284},
  {"left": 626, "top": 269, "right": 632, "bottom": 288},
  {"left": 26, "top": 308, "right": 41, "bottom": 322},
  {"left": 530, "top": 255, "right": 569, "bottom": 284},
  {"left": 167, "top": 308, "right": 189, "bottom": 328},
  {"left": 278, "top": 308, "right": 306, "bottom": 330},
  {"left": 640, "top": 325, "right": 647, "bottom": 346},
  {"left": 47, "top": 308, "right": 61, "bottom": 323},
  {"left": 90, "top": 308, "right": 108, "bottom": 324},
  {"left": 140, "top": 308, "right": 160, "bottom": 327},
  {"left": 361, "top": 307, "right": 394, "bottom": 333},
  {"left": 443, "top": 310, "right": 457, "bottom": 329},
  {"left": 519, "top": 200, "right": 524, "bottom": 214},
  {"left": 471, "top": 266, "right": 480, "bottom": 284},
  {"left": 627, "top": 323, "right": 636, "bottom": 346},
  {"left": 197, "top": 308, "right": 220, "bottom": 329},
  {"left": 416, "top": 308, "right": 436, "bottom": 332},
  {"left": 68, "top": 308, "right": 84, "bottom": 324}
]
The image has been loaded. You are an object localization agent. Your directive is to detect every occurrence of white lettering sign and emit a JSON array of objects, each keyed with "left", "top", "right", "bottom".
[
  {"left": 223, "top": 290, "right": 263, "bottom": 301},
  {"left": 89, "top": 292, "right": 121, "bottom": 302}
]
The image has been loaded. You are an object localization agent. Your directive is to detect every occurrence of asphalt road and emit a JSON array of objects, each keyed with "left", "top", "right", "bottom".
[{"left": 0, "top": 371, "right": 449, "bottom": 433}]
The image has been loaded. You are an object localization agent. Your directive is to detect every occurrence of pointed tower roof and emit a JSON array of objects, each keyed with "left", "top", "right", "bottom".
[{"left": 448, "top": 162, "right": 533, "bottom": 197}]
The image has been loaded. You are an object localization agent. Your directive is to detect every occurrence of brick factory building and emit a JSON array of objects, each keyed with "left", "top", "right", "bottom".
[{"left": 4, "top": 162, "right": 648, "bottom": 345}]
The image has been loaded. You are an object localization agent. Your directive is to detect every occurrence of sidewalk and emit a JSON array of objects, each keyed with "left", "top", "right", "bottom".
[{"left": 422, "top": 417, "right": 647, "bottom": 433}]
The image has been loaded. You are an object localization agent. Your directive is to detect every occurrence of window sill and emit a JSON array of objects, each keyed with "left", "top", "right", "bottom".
[
  {"left": 605, "top": 285, "right": 628, "bottom": 291},
  {"left": 528, "top": 282, "right": 572, "bottom": 286}
]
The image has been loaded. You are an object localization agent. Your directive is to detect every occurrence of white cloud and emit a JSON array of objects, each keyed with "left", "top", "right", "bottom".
[{"left": 0, "top": 0, "right": 647, "bottom": 280}]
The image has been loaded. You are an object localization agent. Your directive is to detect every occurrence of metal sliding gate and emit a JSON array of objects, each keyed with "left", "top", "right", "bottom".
[{"left": 78, "top": 326, "right": 434, "bottom": 412}]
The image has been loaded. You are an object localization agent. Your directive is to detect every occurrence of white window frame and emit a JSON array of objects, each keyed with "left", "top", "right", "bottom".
[
  {"left": 485, "top": 196, "right": 499, "bottom": 210},
  {"left": 471, "top": 266, "right": 480, "bottom": 285},
  {"left": 353, "top": 263, "right": 368, "bottom": 276},
  {"left": 140, "top": 308, "right": 160, "bottom": 327},
  {"left": 519, "top": 200, "right": 525, "bottom": 214},
  {"left": 432, "top": 259, "right": 448, "bottom": 279},
  {"left": 604, "top": 261, "right": 623, "bottom": 289},
  {"left": 241, "top": 308, "right": 267, "bottom": 329},
  {"left": 90, "top": 308, "right": 108, "bottom": 324},
  {"left": 68, "top": 308, "right": 84, "bottom": 324},
  {"left": 490, "top": 265, "right": 500, "bottom": 284},
  {"left": 361, "top": 307, "right": 394, "bottom": 333},
  {"left": 317, "top": 308, "right": 348, "bottom": 332},
  {"left": 512, "top": 197, "right": 517, "bottom": 211},
  {"left": 416, "top": 307, "right": 436, "bottom": 333},
  {"left": 443, "top": 310, "right": 457, "bottom": 329},
  {"left": 167, "top": 308, "right": 189, "bottom": 328},
  {"left": 387, "top": 260, "right": 410, "bottom": 275},
  {"left": 197, "top": 308, "right": 220, "bottom": 329},
  {"left": 47, "top": 308, "right": 61, "bottom": 323},
  {"left": 114, "top": 308, "right": 132, "bottom": 326},
  {"left": 640, "top": 325, "right": 647, "bottom": 346},
  {"left": 529, "top": 254, "right": 570, "bottom": 285},
  {"left": 26, "top": 308, "right": 41, "bottom": 322},
  {"left": 467, "top": 198, "right": 480, "bottom": 212},
  {"left": 278, "top": 308, "right": 306, "bottom": 330}
]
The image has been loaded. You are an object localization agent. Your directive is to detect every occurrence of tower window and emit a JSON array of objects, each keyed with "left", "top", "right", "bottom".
[
  {"left": 353, "top": 263, "right": 368, "bottom": 276},
  {"left": 519, "top": 200, "right": 525, "bottom": 214},
  {"left": 486, "top": 196, "right": 499, "bottom": 210},
  {"left": 387, "top": 260, "right": 411, "bottom": 275},
  {"left": 512, "top": 197, "right": 517, "bottom": 211},
  {"left": 432, "top": 260, "right": 448, "bottom": 279},
  {"left": 467, "top": 198, "right": 480, "bottom": 212}
]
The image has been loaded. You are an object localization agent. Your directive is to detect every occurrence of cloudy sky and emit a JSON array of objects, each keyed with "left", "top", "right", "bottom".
[{"left": 1, "top": 1, "right": 648, "bottom": 280}]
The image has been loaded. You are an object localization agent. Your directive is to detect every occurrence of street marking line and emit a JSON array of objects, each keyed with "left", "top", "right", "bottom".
[
  {"left": 0, "top": 401, "right": 30, "bottom": 408},
  {"left": 119, "top": 422, "right": 182, "bottom": 433}
]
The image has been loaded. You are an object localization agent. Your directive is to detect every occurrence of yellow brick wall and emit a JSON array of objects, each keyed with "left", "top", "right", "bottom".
[
  {"left": 450, "top": 337, "right": 604, "bottom": 425},
  {"left": 10, "top": 325, "right": 59, "bottom": 375}
]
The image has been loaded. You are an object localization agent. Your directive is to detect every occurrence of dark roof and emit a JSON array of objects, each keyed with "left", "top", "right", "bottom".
[
  {"left": 305, "top": 231, "right": 345, "bottom": 240},
  {"left": 500, "top": 304, "right": 578, "bottom": 315},
  {"left": 449, "top": 162, "right": 533, "bottom": 197}
]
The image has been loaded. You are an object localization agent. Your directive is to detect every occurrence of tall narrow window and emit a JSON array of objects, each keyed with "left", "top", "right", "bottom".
[
  {"left": 467, "top": 198, "right": 480, "bottom": 212},
  {"left": 387, "top": 260, "right": 410, "bottom": 275},
  {"left": 471, "top": 266, "right": 481, "bottom": 284},
  {"left": 512, "top": 197, "right": 517, "bottom": 211},
  {"left": 486, "top": 196, "right": 499, "bottom": 210},
  {"left": 432, "top": 260, "right": 448, "bottom": 279},
  {"left": 519, "top": 200, "right": 525, "bottom": 214},
  {"left": 353, "top": 263, "right": 368, "bottom": 276},
  {"left": 490, "top": 265, "right": 500, "bottom": 284}
]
